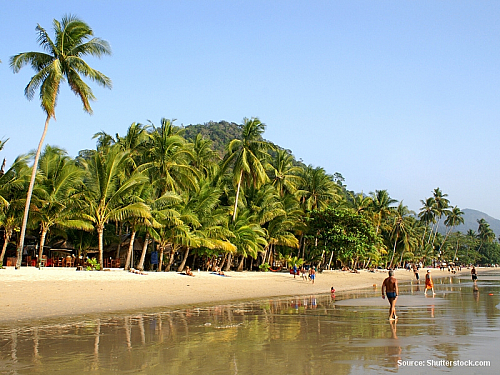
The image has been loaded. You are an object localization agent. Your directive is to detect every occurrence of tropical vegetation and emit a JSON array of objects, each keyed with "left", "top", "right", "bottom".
[{"left": 2, "top": 16, "right": 499, "bottom": 271}]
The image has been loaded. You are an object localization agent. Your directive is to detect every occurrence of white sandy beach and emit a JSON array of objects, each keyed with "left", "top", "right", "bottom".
[{"left": 0, "top": 266, "right": 485, "bottom": 323}]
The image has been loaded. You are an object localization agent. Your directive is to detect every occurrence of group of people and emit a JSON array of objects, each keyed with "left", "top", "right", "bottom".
[
  {"left": 292, "top": 265, "right": 316, "bottom": 283},
  {"left": 382, "top": 266, "right": 479, "bottom": 320}
]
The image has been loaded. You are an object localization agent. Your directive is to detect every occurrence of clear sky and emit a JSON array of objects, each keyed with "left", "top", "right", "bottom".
[{"left": 1, "top": 1, "right": 499, "bottom": 219}]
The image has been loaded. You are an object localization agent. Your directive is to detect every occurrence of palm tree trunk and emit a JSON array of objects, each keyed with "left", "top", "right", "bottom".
[
  {"left": 165, "top": 246, "right": 176, "bottom": 271},
  {"left": 16, "top": 114, "right": 50, "bottom": 269},
  {"left": 124, "top": 230, "right": 137, "bottom": 270},
  {"left": 137, "top": 233, "right": 150, "bottom": 271},
  {"left": 115, "top": 223, "right": 123, "bottom": 259},
  {"left": 177, "top": 246, "right": 190, "bottom": 272},
  {"left": 237, "top": 255, "right": 245, "bottom": 271},
  {"left": 37, "top": 228, "right": 48, "bottom": 267},
  {"left": 97, "top": 225, "right": 104, "bottom": 270},
  {"left": 158, "top": 246, "right": 165, "bottom": 271},
  {"left": 0, "top": 229, "right": 12, "bottom": 266},
  {"left": 389, "top": 230, "right": 399, "bottom": 268},
  {"left": 232, "top": 170, "right": 244, "bottom": 222},
  {"left": 224, "top": 253, "right": 232, "bottom": 271}
]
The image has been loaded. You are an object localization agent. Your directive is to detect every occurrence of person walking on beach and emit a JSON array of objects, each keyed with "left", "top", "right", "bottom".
[
  {"left": 471, "top": 266, "right": 478, "bottom": 283},
  {"left": 309, "top": 267, "right": 316, "bottom": 284},
  {"left": 310, "top": 267, "right": 316, "bottom": 284},
  {"left": 413, "top": 264, "right": 420, "bottom": 282},
  {"left": 382, "top": 270, "right": 399, "bottom": 320},
  {"left": 424, "top": 270, "right": 435, "bottom": 296}
]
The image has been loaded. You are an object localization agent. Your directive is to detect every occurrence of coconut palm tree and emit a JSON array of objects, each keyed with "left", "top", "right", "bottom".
[
  {"left": 221, "top": 117, "right": 272, "bottom": 222},
  {"left": 369, "top": 190, "right": 397, "bottom": 236},
  {"left": 0, "top": 156, "right": 30, "bottom": 267},
  {"left": 10, "top": 15, "right": 111, "bottom": 268},
  {"left": 81, "top": 146, "right": 150, "bottom": 269},
  {"left": 31, "top": 146, "right": 93, "bottom": 264},
  {"left": 140, "top": 118, "right": 198, "bottom": 195},
  {"left": 267, "top": 149, "right": 302, "bottom": 197},
  {"left": 477, "top": 218, "right": 495, "bottom": 253},
  {"left": 388, "top": 202, "right": 415, "bottom": 268},
  {"left": 430, "top": 188, "right": 450, "bottom": 246},
  {"left": 297, "top": 165, "right": 340, "bottom": 212},
  {"left": 418, "top": 197, "right": 437, "bottom": 243},
  {"left": 439, "top": 206, "right": 465, "bottom": 254}
]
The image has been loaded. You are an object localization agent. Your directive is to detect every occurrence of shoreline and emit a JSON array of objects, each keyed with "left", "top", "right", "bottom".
[{"left": 0, "top": 266, "right": 494, "bottom": 323}]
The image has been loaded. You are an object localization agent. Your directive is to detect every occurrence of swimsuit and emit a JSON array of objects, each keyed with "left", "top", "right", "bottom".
[{"left": 386, "top": 292, "right": 397, "bottom": 299}]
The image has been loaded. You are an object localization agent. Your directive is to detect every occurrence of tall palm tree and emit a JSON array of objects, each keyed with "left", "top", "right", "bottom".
[
  {"left": 418, "top": 197, "right": 437, "bottom": 244},
  {"left": 439, "top": 206, "right": 464, "bottom": 254},
  {"left": 369, "top": 190, "right": 397, "bottom": 236},
  {"left": 430, "top": 188, "right": 450, "bottom": 246},
  {"left": 81, "top": 147, "right": 150, "bottom": 269},
  {"left": 140, "top": 118, "right": 198, "bottom": 195},
  {"left": 0, "top": 156, "right": 30, "bottom": 267},
  {"left": 32, "top": 146, "right": 92, "bottom": 264},
  {"left": 221, "top": 117, "right": 272, "bottom": 222},
  {"left": 297, "top": 165, "right": 340, "bottom": 212},
  {"left": 10, "top": 15, "right": 111, "bottom": 268},
  {"left": 388, "top": 202, "right": 414, "bottom": 268},
  {"left": 477, "top": 218, "right": 495, "bottom": 253},
  {"left": 267, "top": 149, "right": 302, "bottom": 197}
]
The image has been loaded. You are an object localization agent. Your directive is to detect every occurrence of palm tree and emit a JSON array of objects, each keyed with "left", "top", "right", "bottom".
[
  {"left": 297, "top": 165, "right": 340, "bottom": 212},
  {"left": 477, "top": 218, "right": 495, "bottom": 253},
  {"left": 221, "top": 117, "right": 272, "bottom": 222},
  {"left": 267, "top": 149, "right": 302, "bottom": 197},
  {"left": 32, "top": 146, "right": 93, "bottom": 264},
  {"left": 10, "top": 15, "right": 111, "bottom": 268},
  {"left": 140, "top": 118, "right": 198, "bottom": 194},
  {"left": 369, "top": 190, "right": 397, "bottom": 236},
  {"left": 348, "top": 192, "right": 373, "bottom": 215},
  {"left": 418, "top": 197, "right": 437, "bottom": 244},
  {"left": 439, "top": 206, "right": 464, "bottom": 254},
  {"left": 388, "top": 202, "right": 415, "bottom": 268},
  {"left": 81, "top": 147, "right": 150, "bottom": 269},
  {"left": 430, "top": 188, "right": 450, "bottom": 246},
  {"left": 0, "top": 156, "right": 30, "bottom": 267}
]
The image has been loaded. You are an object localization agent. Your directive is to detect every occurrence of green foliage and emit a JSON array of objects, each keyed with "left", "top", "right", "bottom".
[
  {"left": 308, "top": 207, "right": 379, "bottom": 267},
  {"left": 259, "top": 262, "right": 271, "bottom": 272},
  {"left": 86, "top": 257, "right": 101, "bottom": 271}
]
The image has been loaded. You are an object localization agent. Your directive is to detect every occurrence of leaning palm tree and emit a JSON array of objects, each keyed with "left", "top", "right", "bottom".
[{"left": 10, "top": 15, "right": 111, "bottom": 268}]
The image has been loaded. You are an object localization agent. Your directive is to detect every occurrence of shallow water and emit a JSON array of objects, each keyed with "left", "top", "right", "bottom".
[{"left": 0, "top": 273, "right": 499, "bottom": 374}]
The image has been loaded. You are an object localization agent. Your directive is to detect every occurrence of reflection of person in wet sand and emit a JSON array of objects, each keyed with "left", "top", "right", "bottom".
[
  {"left": 387, "top": 320, "right": 402, "bottom": 368},
  {"left": 382, "top": 270, "right": 399, "bottom": 320},
  {"left": 424, "top": 270, "right": 435, "bottom": 296}
]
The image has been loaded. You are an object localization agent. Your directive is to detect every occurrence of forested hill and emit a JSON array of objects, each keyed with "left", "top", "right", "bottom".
[
  {"left": 438, "top": 209, "right": 500, "bottom": 236},
  {"left": 183, "top": 121, "right": 242, "bottom": 156}
]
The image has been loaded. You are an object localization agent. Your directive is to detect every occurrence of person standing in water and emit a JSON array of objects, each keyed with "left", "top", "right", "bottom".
[
  {"left": 382, "top": 270, "right": 399, "bottom": 320},
  {"left": 425, "top": 270, "right": 435, "bottom": 296},
  {"left": 471, "top": 266, "right": 478, "bottom": 283}
]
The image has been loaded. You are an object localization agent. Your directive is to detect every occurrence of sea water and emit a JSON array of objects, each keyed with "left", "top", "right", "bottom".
[{"left": 0, "top": 272, "right": 498, "bottom": 374}]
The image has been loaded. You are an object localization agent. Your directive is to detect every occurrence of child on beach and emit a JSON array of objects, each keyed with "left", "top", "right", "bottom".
[{"left": 424, "top": 270, "right": 435, "bottom": 296}]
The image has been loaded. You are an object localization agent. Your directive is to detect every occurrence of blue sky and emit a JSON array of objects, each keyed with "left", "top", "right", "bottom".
[{"left": 1, "top": 1, "right": 500, "bottom": 220}]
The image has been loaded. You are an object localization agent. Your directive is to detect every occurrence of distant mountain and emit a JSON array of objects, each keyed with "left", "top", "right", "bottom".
[{"left": 437, "top": 209, "right": 500, "bottom": 237}]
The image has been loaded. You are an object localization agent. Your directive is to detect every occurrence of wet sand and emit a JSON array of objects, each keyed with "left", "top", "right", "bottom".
[{"left": 0, "top": 266, "right": 490, "bottom": 322}]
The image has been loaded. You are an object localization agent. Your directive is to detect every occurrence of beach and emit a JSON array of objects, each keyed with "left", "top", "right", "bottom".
[{"left": 0, "top": 266, "right": 482, "bottom": 323}]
